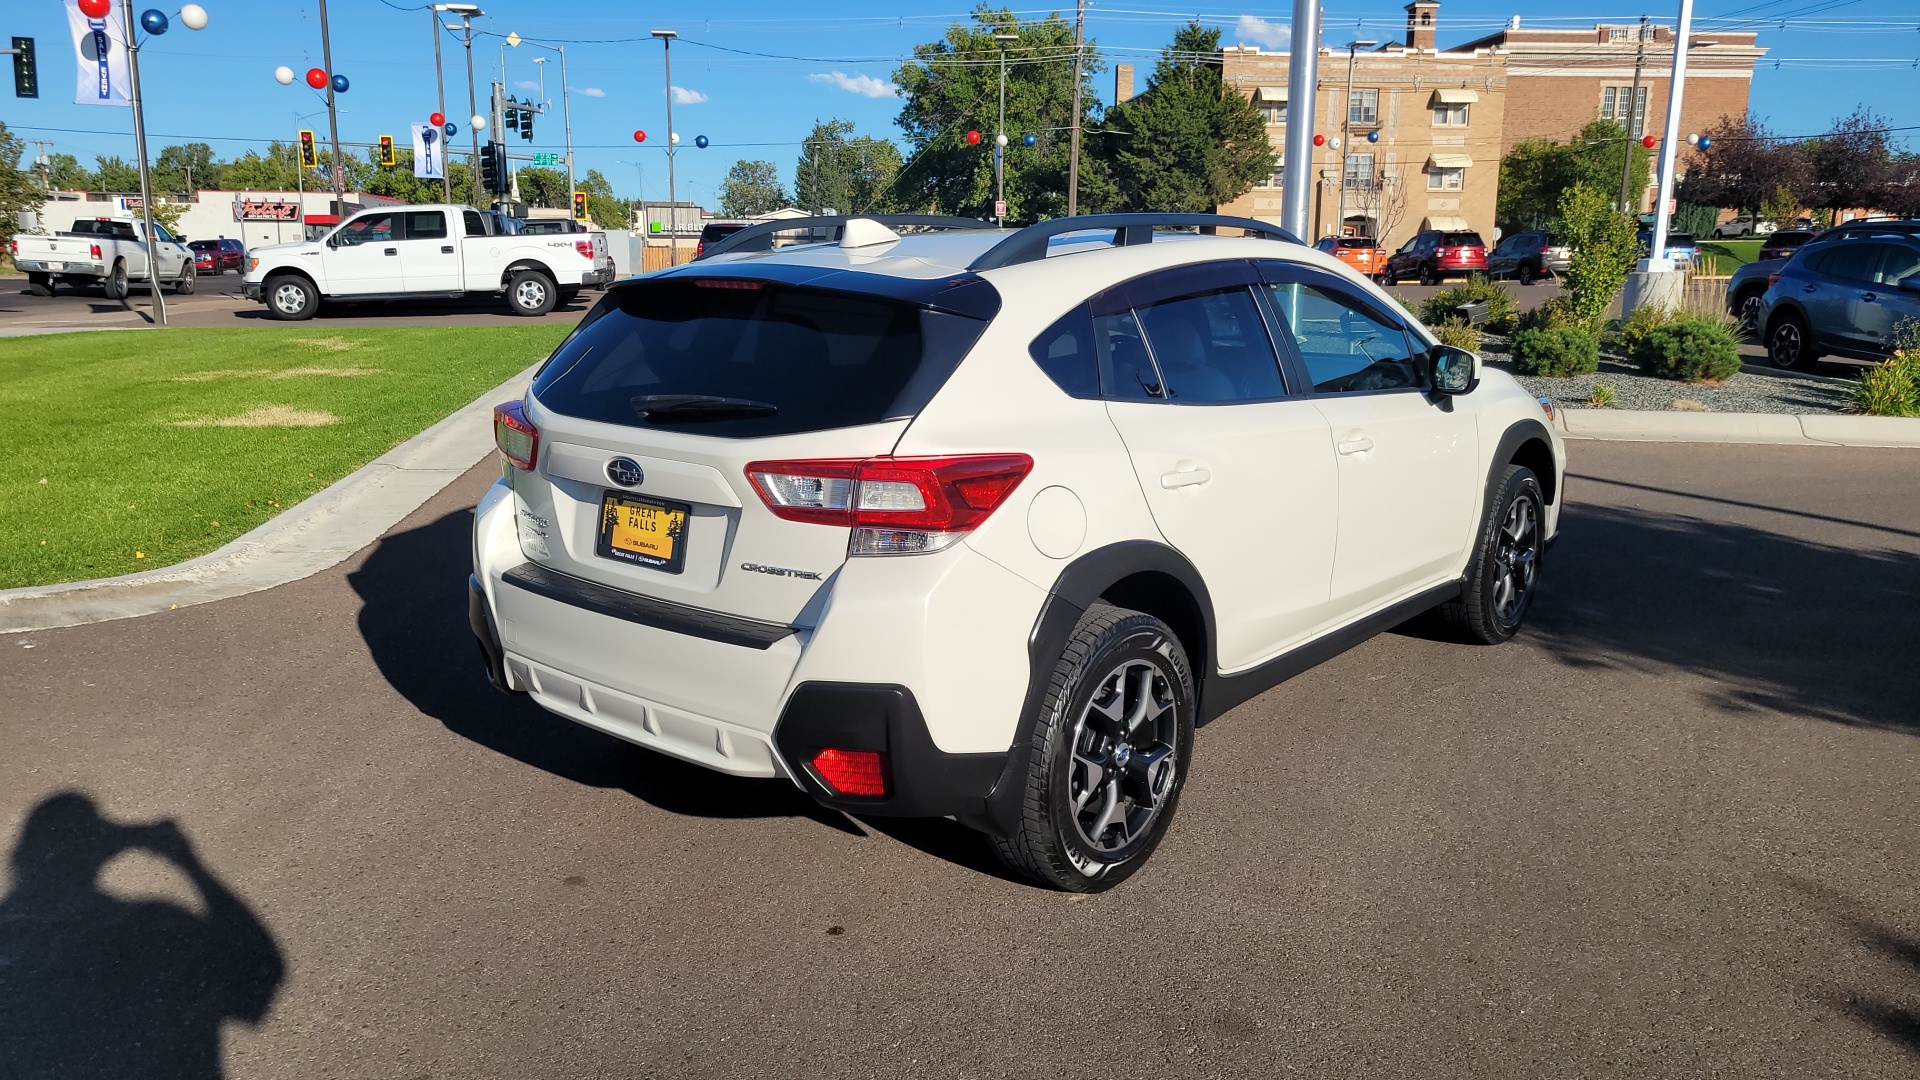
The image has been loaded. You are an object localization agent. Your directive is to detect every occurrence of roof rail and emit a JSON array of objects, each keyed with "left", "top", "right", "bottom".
[
  {"left": 694, "top": 214, "right": 998, "bottom": 261},
  {"left": 966, "top": 213, "right": 1302, "bottom": 272}
]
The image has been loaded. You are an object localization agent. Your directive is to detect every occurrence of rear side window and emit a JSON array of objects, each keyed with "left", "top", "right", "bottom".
[
  {"left": 532, "top": 279, "right": 990, "bottom": 438},
  {"left": 463, "top": 209, "right": 488, "bottom": 236},
  {"left": 406, "top": 211, "right": 448, "bottom": 240},
  {"left": 1808, "top": 244, "right": 1879, "bottom": 282},
  {"left": 1135, "top": 286, "right": 1285, "bottom": 403},
  {"left": 1029, "top": 306, "right": 1101, "bottom": 398},
  {"left": 1442, "top": 232, "right": 1484, "bottom": 247}
]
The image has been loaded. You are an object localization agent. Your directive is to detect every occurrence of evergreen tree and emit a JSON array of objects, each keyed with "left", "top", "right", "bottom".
[
  {"left": 1096, "top": 23, "right": 1272, "bottom": 214},
  {"left": 794, "top": 120, "right": 902, "bottom": 216}
]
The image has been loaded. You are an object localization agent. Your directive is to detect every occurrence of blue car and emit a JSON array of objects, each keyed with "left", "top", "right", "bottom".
[
  {"left": 1760, "top": 230, "right": 1920, "bottom": 369},
  {"left": 1637, "top": 229, "right": 1696, "bottom": 268}
]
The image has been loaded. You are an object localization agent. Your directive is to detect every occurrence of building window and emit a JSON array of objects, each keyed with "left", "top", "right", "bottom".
[
  {"left": 1601, "top": 85, "right": 1650, "bottom": 136},
  {"left": 1427, "top": 167, "right": 1464, "bottom": 191},
  {"left": 1261, "top": 157, "right": 1285, "bottom": 188},
  {"left": 1344, "top": 153, "right": 1375, "bottom": 190},
  {"left": 1260, "top": 101, "right": 1288, "bottom": 125},
  {"left": 1432, "top": 103, "right": 1469, "bottom": 126},
  {"left": 1348, "top": 88, "right": 1379, "bottom": 126}
]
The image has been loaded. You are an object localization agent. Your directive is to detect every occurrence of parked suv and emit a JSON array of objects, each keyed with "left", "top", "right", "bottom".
[
  {"left": 1312, "top": 235, "right": 1386, "bottom": 280},
  {"left": 1486, "top": 230, "right": 1570, "bottom": 284},
  {"left": 187, "top": 238, "right": 245, "bottom": 274},
  {"left": 1383, "top": 229, "right": 1487, "bottom": 285},
  {"left": 470, "top": 213, "right": 1565, "bottom": 891},
  {"left": 1761, "top": 230, "right": 1920, "bottom": 369}
]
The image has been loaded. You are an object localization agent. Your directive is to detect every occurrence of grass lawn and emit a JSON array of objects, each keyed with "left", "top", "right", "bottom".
[
  {"left": 1697, "top": 239, "right": 1763, "bottom": 276},
  {"left": 1, "top": 325, "right": 569, "bottom": 589}
]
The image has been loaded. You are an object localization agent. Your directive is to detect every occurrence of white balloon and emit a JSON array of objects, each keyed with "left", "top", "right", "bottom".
[
  {"left": 179, "top": 4, "right": 209, "bottom": 30},
  {"left": 669, "top": 132, "right": 680, "bottom": 145},
  {"left": 471, "top": 115, "right": 487, "bottom": 133},
  {"left": 274, "top": 66, "right": 294, "bottom": 85},
  {"left": 995, "top": 133, "right": 1009, "bottom": 147}
]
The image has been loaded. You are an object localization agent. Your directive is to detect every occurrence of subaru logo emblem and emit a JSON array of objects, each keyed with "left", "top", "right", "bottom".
[{"left": 606, "top": 457, "right": 644, "bottom": 487}]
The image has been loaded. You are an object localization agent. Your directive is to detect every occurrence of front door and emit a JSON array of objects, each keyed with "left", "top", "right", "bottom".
[
  {"left": 397, "top": 209, "right": 463, "bottom": 293},
  {"left": 1858, "top": 243, "right": 1920, "bottom": 354},
  {"left": 1097, "top": 261, "right": 1340, "bottom": 671},
  {"left": 322, "top": 211, "right": 402, "bottom": 295},
  {"left": 1257, "top": 265, "right": 1479, "bottom": 611}
]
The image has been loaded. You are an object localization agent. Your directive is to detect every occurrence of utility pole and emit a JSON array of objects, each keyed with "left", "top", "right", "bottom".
[
  {"left": 1334, "top": 39, "right": 1378, "bottom": 240},
  {"left": 28, "top": 140, "right": 53, "bottom": 190},
  {"left": 120, "top": 0, "right": 165, "bottom": 326},
  {"left": 558, "top": 45, "right": 575, "bottom": 197},
  {"left": 1619, "top": 15, "right": 1649, "bottom": 213},
  {"left": 1067, "top": 0, "right": 1085, "bottom": 216},
  {"left": 431, "top": 9, "right": 450, "bottom": 202},
  {"left": 1280, "top": 0, "right": 1323, "bottom": 240},
  {"left": 316, "top": 0, "right": 346, "bottom": 214},
  {"left": 463, "top": 14, "right": 481, "bottom": 207},
  {"left": 653, "top": 30, "right": 679, "bottom": 264},
  {"left": 993, "top": 32, "right": 1017, "bottom": 224}
]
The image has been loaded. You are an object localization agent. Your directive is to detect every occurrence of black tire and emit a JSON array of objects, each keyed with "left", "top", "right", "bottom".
[
  {"left": 990, "top": 603, "right": 1196, "bottom": 893},
  {"left": 1421, "top": 262, "right": 1441, "bottom": 286},
  {"left": 1439, "top": 465, "right": 1545, "bottom": 646},
  {"left": 26, "top": 272, "right": 53, "bottom": 297},
  {"left": 1766, "top": 310, "right": 1818, "bottom": 371},
  {"left": 173, "top": 262, "right": 196, "bottom": 294},
  {"left": 1518, "top": 262, "right": 1538, "bottom": 286},
  {"left": 1732, "top": 289, "right": 1765, "bottom": 339},
  {"left": 506, "top": 269, "right": 557, "bottom": 316},
  {"left": 264, "top": 274, "right": 318, "bottom": 321},
  {"left": 102, "top": 260, "right": 129, "bottom": 300},
  {"left": 1382, "top": 265, "right": 1398, "bottom": 286}
]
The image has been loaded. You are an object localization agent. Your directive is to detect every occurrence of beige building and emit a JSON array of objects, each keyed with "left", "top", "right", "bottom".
[{"left": 1218, "top": 2, "right": 1506, "bottom": 248}]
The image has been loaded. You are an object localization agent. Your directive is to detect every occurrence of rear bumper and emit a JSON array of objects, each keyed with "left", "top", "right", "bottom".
[
  {"left": 17, "top": 260, "right": 104, "bottom": 276},
  {"left": 580, "top": 268, "right": 613, "bottom": 287}
]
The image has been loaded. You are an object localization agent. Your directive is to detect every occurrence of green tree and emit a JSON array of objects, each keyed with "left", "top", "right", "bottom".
[
  {"left": 579, "top": 168, "right": 628, "bottom": 229},
  {"left": 93, "top": 156, "right": 142, "bottom": 193},
  {"left": 514, "top": 166, "right": 570, "bottom": 208},
  {"left": 794, "top": 119, "right": 903, "bottom": 216},
  {"left": 46, "top": 153, "right": 93, "bottom": 191},
  {"left": 1, "top": 123, "right": 47, "bottom": 257},
  {"left": 221, "top": 144, "right": 301, "bottom": 190},
  {"left": 720, "top": 159, "right": 789, "bottom": 216},
  {"left": 1556, "top": 183, "right": 1641, "bottom": 329},
  {"left": 1096, "top": 23, "right": 1271, "bottom": 214},
  {"left": 152, "top": 142, "right": 221, "bottom": 193},
  {"left": 1497, "top": 120, "right": 1649, "bottom": 233},
  {"left": 893, "top": 5, "right": 1104, "bottom": 218},
  {"left": 1796, "top": 107, "right": 1893, "bottom": 214}
]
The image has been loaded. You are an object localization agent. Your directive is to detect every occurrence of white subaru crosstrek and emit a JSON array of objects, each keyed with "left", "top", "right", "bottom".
[{"left": 469, "top": 213, "right": 1564, "bottom": 891}]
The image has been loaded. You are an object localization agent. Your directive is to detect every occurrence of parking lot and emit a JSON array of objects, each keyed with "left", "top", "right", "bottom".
[{"left": 3, "top": 439, "right": 1915, "bottom": 1077}]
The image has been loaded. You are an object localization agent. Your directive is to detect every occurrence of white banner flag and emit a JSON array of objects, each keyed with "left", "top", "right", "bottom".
[
  {"left": 69, "top": 0, "right": 132, "bottom": 107},
  {"left": 411, "top": 123, "right": 444, "bottom": 180}
]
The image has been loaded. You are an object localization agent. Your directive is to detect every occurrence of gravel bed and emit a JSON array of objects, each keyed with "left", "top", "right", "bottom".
[{"left": 1478, "top": 333, "right": 1856, "bottom": 415}]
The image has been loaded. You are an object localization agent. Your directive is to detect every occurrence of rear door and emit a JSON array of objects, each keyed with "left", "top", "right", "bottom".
[
  {"left": 1258, "top": 263, "right": 1478, "bottom": 610},
  {"left": 1098, "top": 260, "right": 1340, "bottom": 669},
  {"left": 1859, "top": 242, "right": 1920, "bottom": 353},
  {"left": 1799, "top": 243, "right": 1880, "bottom": 351},
  {"left": 321, "top": 211, "right": 402, "bottom": 295},
  {"left": 397, "top": 209, "right": 463, "bottom": 292}
]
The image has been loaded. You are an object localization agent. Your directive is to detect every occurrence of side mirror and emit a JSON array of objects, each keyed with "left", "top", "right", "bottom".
[
  {"left": 1429, "top": 344, "right": 1478, "bottom": 396},
  {"left": 1898, "top": 274, "right": 1920, "bottom": 293}
]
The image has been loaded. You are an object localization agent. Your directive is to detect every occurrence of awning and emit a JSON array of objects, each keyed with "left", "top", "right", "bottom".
[
  {"left": 1424, "top": 216, "right": 1472, "bottom": 231},
  {"left": 1431, "top": 88, "right": 1479, "bottom": 104},
  {"left": 1427, "top": 153, "right": 1474, "bottom": 169},
  {"left": 1254, "top": 85, "right": 1288, "bottom": 102}
]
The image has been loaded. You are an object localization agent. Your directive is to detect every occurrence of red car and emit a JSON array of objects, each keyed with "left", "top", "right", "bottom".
[
  {"left": 1383, "top": 229, "right": 1488, "bottom": 285},
  {"left": 187, "top": 238, "right": 245, "bottom": 274}
]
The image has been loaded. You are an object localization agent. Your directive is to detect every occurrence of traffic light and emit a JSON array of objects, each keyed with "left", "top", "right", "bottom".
[
  {"left": 298, "top": 130, "right": 318, "bottom": 169},
  {"left": 10, "top": 37, "right": 37, "bottom": 99},
  {"left": 519, "top": 108, "right": 533, "bottom": 140},
  {"left": 479, "top": 141, "right": 502, "bottom": 193},
  {"left": 377, "top": 134, "right": 395, "bottom": 167},
  {"left": 572, "top": 191, "right": 587, "bottom": 221},
  {"left": 503, "top": 106, "right": 518, "bottom": 134}
]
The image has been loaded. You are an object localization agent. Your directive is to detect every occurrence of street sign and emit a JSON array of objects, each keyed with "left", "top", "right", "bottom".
[
  {"left": 994, "top": 199, "right": 1007, "bottom": 218},
  {"left": 532, "top": 152, "right": 561, "bottom": 167}
]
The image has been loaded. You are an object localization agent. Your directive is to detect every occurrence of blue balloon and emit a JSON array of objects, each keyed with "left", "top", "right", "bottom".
[
  {"left": 140, "top": 9, "right": 169, "bottom": 34},
  {"left": 695, "top": 135, "right": 709, "bottom": 149},
  {"left": 1366, "top": 129, "right": 1379, "bottom": 143},
  {"left": 444, "top": 122, "right": 457, "bottom": 137},
  {"left": 1697, "top": 136, "right": 1712, "bottom": 151},
  {"left": 331, "top": 73, "right": 350, "bottom": 93},
  {"left": 1022, "top": 133, "right": 1037, "bottom": 147}
]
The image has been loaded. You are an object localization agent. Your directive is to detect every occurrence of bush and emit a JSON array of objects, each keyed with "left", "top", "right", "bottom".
[
  {"left": 1512, "top": 326, "right": 1601, "bottom": 377},
  {"left": 1514, "top": 295, "right": 1584, "bottom": 334},
  {"left": 1557, "top": 184, "right": 1642, "bottom": 327},
  {"left": 1419, "top": 275, "right": 1518, "bottom": 334},
  {"left": 1430, "top": 318, "right": 1482, "bottom": 352},
  {"left": 1853, "top": 357, "right": 1920, "bottom": 417},
  {"left": 1614, "top": 303, "right": 1676, "bottom": 357},
  {"left": 1630, "top": 317, "right": 1743, "bottom": 382}
]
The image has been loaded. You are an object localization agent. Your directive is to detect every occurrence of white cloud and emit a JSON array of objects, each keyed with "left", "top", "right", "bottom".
[
  {"left": 1236, "top": 15, "right": 1291, "bottom": 50},
  {"left": 808, "top": 71, "right": 901, "bottom": 99},
  {"left": 669, "top": 85, "right": 708, "bottom": 105},
  {"left": 515, "top": 80, "right": 539, "bottom": 91},
  {"left": 579, "top": 87, "right": 606, "bottom": 98}
]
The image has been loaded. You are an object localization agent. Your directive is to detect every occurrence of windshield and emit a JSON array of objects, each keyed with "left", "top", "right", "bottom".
[{"left": 531, "top": 278, "right": 994, "bottom": 438}]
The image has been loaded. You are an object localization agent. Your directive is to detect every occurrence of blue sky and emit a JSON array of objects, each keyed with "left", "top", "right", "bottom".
[{"left": 4, "top": 0, "right": 1916, "bottom": 207}]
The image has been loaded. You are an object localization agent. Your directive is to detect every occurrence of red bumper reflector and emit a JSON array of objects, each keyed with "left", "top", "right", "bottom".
[{"left": 810, "top": 748, "right": 888, "bottom": 797}]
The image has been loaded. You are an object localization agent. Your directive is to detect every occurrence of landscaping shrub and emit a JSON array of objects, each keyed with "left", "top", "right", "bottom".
[
  {"left": 1511, "top": 325, "right": 1601, "bottom": 377},
  {"left": 1557, "top": 184, "right": 1641, "bottom": 328},
  {"left": 1614, "top": 303, "right": 1676, "bottom": 357},
  {"left": 1854, "top": 323, "right": 1920, "bottom": 415},
  {"left": 1419, "top": 276, "right": 1518, "bottom": 334},
  {"left": 1430, "top": 318, "right": 1482, "bottom": 352},
  {"left": 1514, "top": 295, "right": 1583, "bottom": 334},
  {"left": 1630, "top": 317, "right": 1743, "bottom": 382}
]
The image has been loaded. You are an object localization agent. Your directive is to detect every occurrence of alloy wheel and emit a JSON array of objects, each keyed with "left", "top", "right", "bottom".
[
  {"left": 1738, "top": 295, "right": 1764, "bottom": 338},
  {"left": 1068, "top": 659, "right": 1179, "bottom": 855},
  {"left": 1490, "top": 493, "right": 1539, "bottom": 626},
  {"left": 1770, "top": 321, "right": 1803, "bottom": 368}
]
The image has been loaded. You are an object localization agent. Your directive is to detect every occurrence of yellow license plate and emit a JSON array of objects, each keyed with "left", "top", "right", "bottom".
[{"left": 596, "top": 492, "right": 691, "bottom": 573}]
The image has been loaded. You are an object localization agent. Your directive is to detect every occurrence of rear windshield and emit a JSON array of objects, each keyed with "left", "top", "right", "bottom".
[
  {"left": 1667, "top": 233, "right": 1696, "bottom": 246},
  {"left": 1771, "top": 232, "right": 1814, "bottom": 246},
  {"left": 700, "top": 224, "right": 748, "bottom": 242},
  {"left": 188, "top": 240, "right": 219, "bottom": 250},
  {"left": 1337, "top": 237, "right": 1377, "bottom": 249},
  {"left": 1442, "top": 232, "right": 1484, "bottom": 247},
  {"left": 67, "top": 220, "right": 136, "bottom": 240},
  {"left": 531, "top": 278, "right": 992, "bottom": 438}
]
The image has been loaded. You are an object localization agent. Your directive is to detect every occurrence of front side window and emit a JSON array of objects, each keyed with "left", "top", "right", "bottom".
[
  {"left": 1876, "top": 244, "right": 1920, "bottom": 285},
  {"left": 1263, "top": 280, "right": 1423, "bottom": 394},
  {"left": 1134, "top": 286, "right": 1286, "bottom": 404},
  {"left": 335, "top": 213, "right": 396, "bottom": 246},
  {"left": 1428, "top": 167, "right": 1464, "bottom": 191},
  {"left": 1348, "top": 88, "right": 1379, "bottom": 125},
  {"left": 1809, "top": 244, "right": 1880, "bottom": 283},
  {"left": 463, "top": 209, "right": 488, "bottom": 236}
]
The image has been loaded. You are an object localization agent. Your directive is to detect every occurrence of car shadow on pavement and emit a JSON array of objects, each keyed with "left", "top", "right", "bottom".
[
  {"left": 0, "top": 792, "right": 284, "bottom": 1079},
  {"left": 1527, "top": 502, "right": 1920, "bottom": 735},
  {"left": 347, "top": 508, "right": 862, "bottom": 837}
]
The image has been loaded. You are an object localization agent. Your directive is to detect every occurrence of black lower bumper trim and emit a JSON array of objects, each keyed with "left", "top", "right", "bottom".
[
  {"left": 773, "top": 682, "right": 1007, "bottom": 819},
  {"left": 468, "top": 574, "right": 521, "bottom": 695},
  {"left": 499, "top": 562, "right": 794, "bottom": 650}
]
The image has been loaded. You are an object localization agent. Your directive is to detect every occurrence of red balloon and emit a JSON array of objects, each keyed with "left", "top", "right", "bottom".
[
  {"left": 633, "top": 130, "right": 647, "bottom": 143},
  {"left": 1313, "top": 133, "right": 1326, "bottom": 146},
  {"left": 429, "top": 111, "right": 446, "bottom": 127},
  {"left": 305, "top": 67, "right": 329, "bottom": 89},
  {"left": 965, "top": 130, "right": 981, "bottom": 145},
  {"left": 1642, "top": 135, "right": 1657, "bottom": 148},
  {"left": 77, "top": 0, "right": 111, "bottom": 18}
]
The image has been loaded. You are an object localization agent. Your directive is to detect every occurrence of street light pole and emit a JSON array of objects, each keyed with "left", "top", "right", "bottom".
[
  {"left": 1334, "top": 39, "right": 1377, "bottom": 240},
  {"left": 1647, "top": 0, "right": 1697, "bottom": 268},
  {"left": 315, "top": 0, "right": 346, "bottom": 213},
  {"left": 463, "top": 13, "right": 481, "bottom": 207},
  {"left": 120, "top": 0, "right": 165, "bottom": 326},
  {"left": 1068, "top": 0, "right": 1086, "bottom": 216},
  {"left": 653, "top": 30, "right": 679, "bottom": 264},
  {"left": 993, "top": 32, "right": 1017, "bottom": 224},
  {"left": 1279, "top": 0, "right": 1322, "bottom": 240},
  {"left": 430, "top": 9, "right": 450, "bottom": 201}
]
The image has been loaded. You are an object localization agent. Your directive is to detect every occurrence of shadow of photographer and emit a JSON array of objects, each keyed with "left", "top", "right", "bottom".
[{"left": 0, "top": 792, "right": 284, "bottom": 1079}]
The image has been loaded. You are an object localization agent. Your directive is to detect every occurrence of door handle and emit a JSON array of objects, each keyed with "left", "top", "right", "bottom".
[
  {"left": 1802, "top": 286, "right": 1816, "bottom": 294},
  {"left": 1159, "top": 467, "right": 1211, "bottom": 490},
  {"left": 441, "top": 245, "right": 454, "bottom": 253},
  {"left": 1337, "top": 436, "right": 1375, "bottom": 456},
  {"left": 1862, "top": 292, "right": 1878, "bottom": 303},
  {"left": 383, "top": 247, "right": 397, "bottom": 256}
]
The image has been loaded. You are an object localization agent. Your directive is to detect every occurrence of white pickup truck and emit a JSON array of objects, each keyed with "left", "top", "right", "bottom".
[
  {"left": 241, "top": 203, "right": 616, "bottom": 320},
  {"left": 11, "top": 217, "right": 196, "bottom": 298}
]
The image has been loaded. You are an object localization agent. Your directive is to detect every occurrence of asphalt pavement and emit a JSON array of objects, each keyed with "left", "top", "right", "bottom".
[{"left": 2, "top": 441, "right": 1917, "bottom": 1078}]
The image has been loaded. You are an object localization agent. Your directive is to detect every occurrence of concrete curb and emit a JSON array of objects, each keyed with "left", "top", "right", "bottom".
[
  {"left": 0, "top": 365, "right": 537, "bottom": 634},
  {"left": 1556, "top": 409, "right": 1920, "bottom": 448}
]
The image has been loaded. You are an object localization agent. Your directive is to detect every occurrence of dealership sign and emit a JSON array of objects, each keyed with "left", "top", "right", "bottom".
[{"left": 234, "top": 199, "right": 302, "bottom": 222}]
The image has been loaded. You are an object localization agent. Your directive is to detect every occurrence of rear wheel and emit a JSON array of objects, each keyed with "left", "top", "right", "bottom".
[
  {"left": 265, "top": 274, "right": 318, "bottom": 320},
  {"left": 507, "top": 269, "right": 556, "bottom": 316},
  {"left": 1439, "top": 465, "right": 1545, "bottom": 645},
  {"left": 991, "top": 603, "right": 1195, "bottom": 893},
  {"left": 1767, "top": 311, "right": 1818, "bottom": 371},
  {"left": 102, "top": 260, "right": 129, "bottom": 300},
  {"left": 1382, "top": 265, "right": 1398, "bottom": 286},
  {"left": 1518, "top": 262, "right": 1538, "bottom": 286},
  {"left": 172, "top": 262, "right": 196, "bottom": 294},
  {"left": 1733, "top": 289, "right": 1765, "bottom": 339},
  {"left": 1420, "top": 262, "right": 1441, "bottom": 286},
  {"left": 26, "top": 272, "right": 53, "bottom": 297}
]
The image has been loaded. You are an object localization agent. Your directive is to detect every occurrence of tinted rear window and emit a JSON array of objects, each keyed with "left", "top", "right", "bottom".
[
  {"left": 700, "top": 224, "right": 748, "bottom": 242},
  {"left": 1771, "top": 232, "right": 1814, "bottom": 246},
  {"left": 1442, "top": 232, "right": 1484, "bottom": 247},
  {"left": 1668, "top": 233, "right": 1696, "bottom": 246},
  {"left": 189, "top": 240, "right": 218, "bottom": 250},
  {"left": 1337, "top": 238, "right": 1376, "bottom": 249},
  {"left": 531, "top": 279, "right": 991, "bottom": 438}
]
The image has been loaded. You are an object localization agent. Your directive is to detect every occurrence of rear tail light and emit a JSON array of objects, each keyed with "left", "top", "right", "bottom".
[
  {"left": 493, "top": 401, "right": 539, "bottom": 471},
  {"left": 744, "top": 454, "right": 1033, "bottom": 556},
  {"left": 694, "top": 241, "right": 706, "bottom": 257},
  {"left": 90, "top": 243, "right": 102, "bottom": 260},
  {"left": 1539, "top": 246, "right": 1553, "bottom": 254},
  {"left": 574, "top": 240, "right": 594, "bottom": 258}
]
